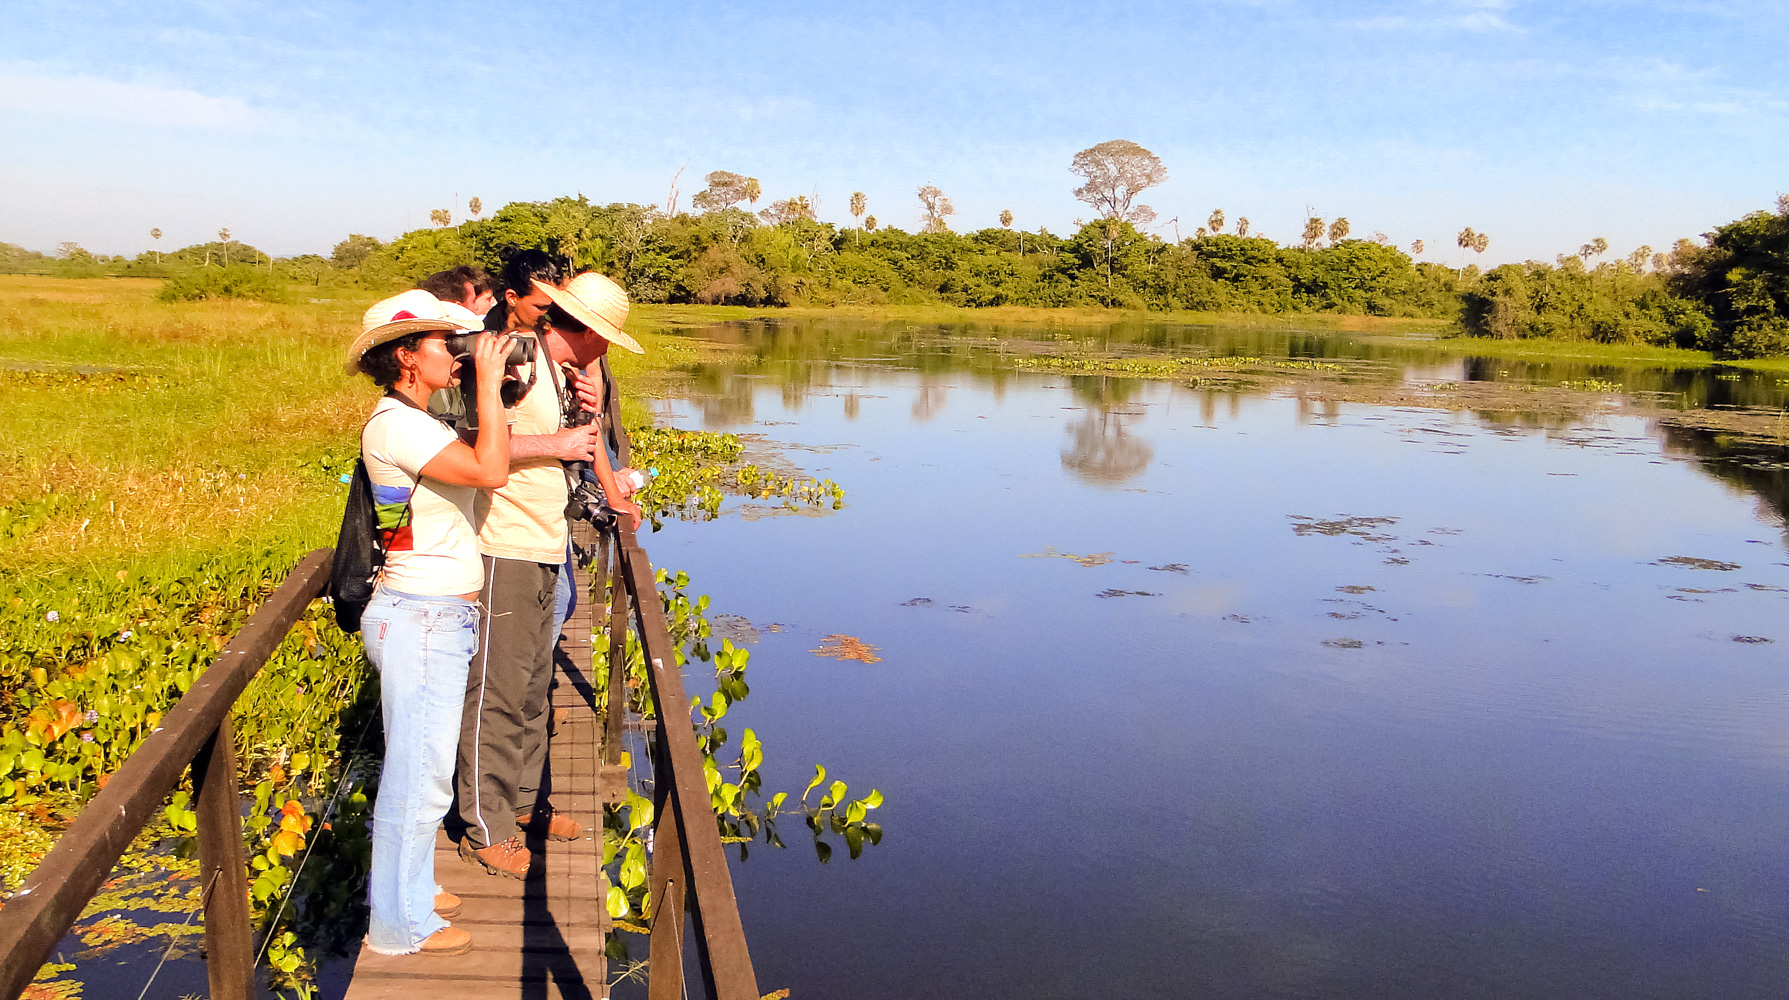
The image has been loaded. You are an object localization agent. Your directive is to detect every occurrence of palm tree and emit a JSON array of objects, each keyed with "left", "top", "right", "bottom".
[
  {"left": 150, "top": 228, "right": 162, "bottom": 264},
  {"left": 864, "top": 215, "right": 878, "bottom": 232},
  {"left": 1000, "top": 209, "right": 1014, "bottom": 228},
  {"left": 1456, "top": 227, "right": 1477, "bottom": 266},
  {"left": 469, "top": 196, "right": 483, "bottom": 218},
  {"left": 1327, "top": 217, "right": 1350, "bottom": 244},
  {"left": 1411, "top": 239, "right": 1425, "bottom": 257},
  {"left": 1207, "top": 209, "right": 1225, "bottom": 234},
  {"left": 1472, "top": 231, "right": 1489, "bottom": 263},
  {"left": 219, "top": 228, "right": 231, "bottom": 266},
  {"left": 1236, "top": 217, "right": 1250, "bottom": 238},
  {"left": 1302, "top": 217, "right": 1325, "bottom": 249},
  {"left": 1578, "top": 236, "right": 1608, "bottom": 263},
  {"left": 744, "top": 178, "right": 762, "bottom": 206},
  {"left": 430, "top": 208, "right": 452, "bottom": 228},
  {"left": 850, "top": 191, "right": 867, "bottom": 225}
]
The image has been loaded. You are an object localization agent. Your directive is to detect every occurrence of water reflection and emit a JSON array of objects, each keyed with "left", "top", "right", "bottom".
[{"left": 1060, "top": 407, "right": 1154, "bottom": 485}]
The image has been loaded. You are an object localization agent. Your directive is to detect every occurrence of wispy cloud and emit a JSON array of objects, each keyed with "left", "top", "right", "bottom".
[
  {"left": 1352, "top": 0, "right": 1520, "bottom": 32},
  {"left": 0, "top": 70, "right": 254, "bottom": 129}
]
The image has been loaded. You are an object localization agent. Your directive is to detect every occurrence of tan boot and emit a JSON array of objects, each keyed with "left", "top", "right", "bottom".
[
  {"left": 417, "top": 926, "right": 472, "bottom": 956},
  {"left": 459, "top": 836, "right": 531, "bottom": 879},
  {"left": 434, "top": 891, "right": 462, "bottom": 919},
  {"left": 517, "top": 807, "right": 583, "bottom": 842}
]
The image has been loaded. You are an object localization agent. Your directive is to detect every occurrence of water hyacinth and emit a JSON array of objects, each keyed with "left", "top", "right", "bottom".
[{"left": 44, "top": 610, "right": 57, "bottom": 622}]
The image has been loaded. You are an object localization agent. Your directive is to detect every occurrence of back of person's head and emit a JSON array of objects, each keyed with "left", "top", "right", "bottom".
[
  {"left": 500, "top": 248, "right": 562, "bottom": 298},
  {"left": 417, "top": 265, "right": 492, "bottom": 308}
]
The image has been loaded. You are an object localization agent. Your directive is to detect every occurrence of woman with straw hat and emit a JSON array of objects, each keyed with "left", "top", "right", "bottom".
[{"left": 347, "top": 288, "right": 514, "bottom": 957}]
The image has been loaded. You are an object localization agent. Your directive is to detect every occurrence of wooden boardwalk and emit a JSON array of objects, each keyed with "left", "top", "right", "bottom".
[{"left": 344, "top": 525, "right": 622, "bottom": 999}]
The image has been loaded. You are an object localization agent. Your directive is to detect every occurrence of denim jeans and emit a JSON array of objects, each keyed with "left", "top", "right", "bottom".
[
  {"left": 551, "top": 543, "right": 576, "bottom": 640},
  {"left": 361, "top": 588, "right": 478, "bottom": 954}
]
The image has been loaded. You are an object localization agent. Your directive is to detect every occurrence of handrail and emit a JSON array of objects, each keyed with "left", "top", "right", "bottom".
[
  {"left": 0, "top": 547, "right": 333, "bottom": 1000},
  {"left": 606, "top": 521, "right": 759, "bottom": 1000}
]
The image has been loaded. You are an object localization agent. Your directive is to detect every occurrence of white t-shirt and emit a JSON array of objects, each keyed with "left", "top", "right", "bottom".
[{"left": 361, "top": 397, "right": 483, "bottom": 596}]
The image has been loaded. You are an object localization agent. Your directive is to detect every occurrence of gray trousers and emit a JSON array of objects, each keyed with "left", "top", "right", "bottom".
[{"left": 455, "top": 555, "right": 558, "bottom": 849}]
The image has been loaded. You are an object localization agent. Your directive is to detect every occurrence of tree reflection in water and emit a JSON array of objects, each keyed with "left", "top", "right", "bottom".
[{"left": 1061, "top": 407, "right": 1154, "bottom": 485}]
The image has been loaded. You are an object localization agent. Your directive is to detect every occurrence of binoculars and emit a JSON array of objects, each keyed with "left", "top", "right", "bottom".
[{"left": 445, "top": 330, "right": 538, "bottom": 367}]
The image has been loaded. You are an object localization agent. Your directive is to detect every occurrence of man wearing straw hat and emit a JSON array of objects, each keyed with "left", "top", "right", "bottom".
[{"left": 455, "top": 268, "right": 643, "bottom": 880}]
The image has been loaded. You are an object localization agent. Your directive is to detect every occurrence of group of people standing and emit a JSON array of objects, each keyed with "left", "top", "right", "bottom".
[{"left": 344, "top": 252, "right": 645, "bottom": 957}]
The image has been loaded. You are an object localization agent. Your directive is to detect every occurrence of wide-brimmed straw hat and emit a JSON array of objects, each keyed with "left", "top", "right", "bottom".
[
  {"left": 534, "top": 272, "right": 644, "bottom": 354},
  {"left": 345, "top": 289, "right": 476, "bottom": 374}
]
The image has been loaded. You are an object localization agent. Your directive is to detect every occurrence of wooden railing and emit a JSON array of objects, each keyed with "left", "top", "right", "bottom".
[
  {"left": 0, "top": 516, "right": 761, "bottom": 1000},
  {"left": 599, "top": 520, "right": 760, "bottom": 1000},
  {"left": 0, "top": 548, "right": 333, "bottom": 1000}
]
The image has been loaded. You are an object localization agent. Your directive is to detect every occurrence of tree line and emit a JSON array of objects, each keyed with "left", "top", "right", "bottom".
[{"left": 4, "top": 140, "right": 1785, "bottom": 357}]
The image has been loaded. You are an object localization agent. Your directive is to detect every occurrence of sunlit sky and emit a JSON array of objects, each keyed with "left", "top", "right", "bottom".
[{"left": 1, "top": 0, "right": 1783, "bottom": 264}]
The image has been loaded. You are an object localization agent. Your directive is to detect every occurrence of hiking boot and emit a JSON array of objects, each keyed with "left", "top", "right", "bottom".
[
  {"left": 459, "top": 836, "right": 531, "bottom": 879},
  {"left": 434, "top": 891, "right": 462, "bottom": 919},
  {"left": 417, "top": 926, "right": 472, "bottom": 957},
  {"left": 518, "top": 807, "right": 583, "bottom": 842}
]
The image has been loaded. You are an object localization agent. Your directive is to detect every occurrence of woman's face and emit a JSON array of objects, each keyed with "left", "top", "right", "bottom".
[{"left": 398, "top": 333, "right": 458, "bottom": 392}]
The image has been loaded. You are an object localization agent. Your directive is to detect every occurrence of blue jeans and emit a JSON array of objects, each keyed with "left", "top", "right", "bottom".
[
  {"left": 361, "top": 588, "right": 478, "bottom": 954},
  {"left": 552, "top": 543, "right": 576, "bottom": 639}
]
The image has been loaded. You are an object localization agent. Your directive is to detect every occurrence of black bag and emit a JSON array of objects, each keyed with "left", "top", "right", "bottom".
[{"left": 326, "top": 458, "right": 384, "bottom": 633}]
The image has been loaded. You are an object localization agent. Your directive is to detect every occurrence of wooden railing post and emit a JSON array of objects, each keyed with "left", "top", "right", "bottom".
[{"left": 192, "top": 717, "right": 255, "bottom": 1000}]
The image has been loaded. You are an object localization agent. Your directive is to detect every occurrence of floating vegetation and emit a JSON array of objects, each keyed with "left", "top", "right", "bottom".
[
  {"left": 1656, "top": 556, "right": 1742, "bottom": 571},
  {"left": 1096, "top": 589, "right": 1157, "bottom": 599},
  {"left": 810, "top": 634, "right": 883, "bottom": 663},
  {"left": 1147, "top": 563, "right": 1190, "bottom": 574},
  {"left": 1020, "top": 547, "right": 1115, "bottom": 567},
  {"left": 1732, "top": 635, "right": 1773, "bottom": 643},
  {"left": 1289, "top": 515, "right": 1399, "bottom": 537},
  {"left": 1323, "top": 638, "right": 1366, "bottom": 649},
  {"left": 1336, "top": 585, "right": 1376, "bottom": 594},
  {"left": 1557, "top": 377, "right": 1623, "bottom": 392},
  {"left": 1010, "top": 354, "right": 1345, "bottom": 378}
]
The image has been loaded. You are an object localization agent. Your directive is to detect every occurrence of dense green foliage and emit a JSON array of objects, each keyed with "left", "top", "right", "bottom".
[
  {"left": 157, "top": 263, "right": 289, "bottom": 303},
  {"left": 1460, "top": 257, "right": 1712, "bottom": 347},
  {"left": 1671, "top": 200, "right": 1789, "bottom": 357}
]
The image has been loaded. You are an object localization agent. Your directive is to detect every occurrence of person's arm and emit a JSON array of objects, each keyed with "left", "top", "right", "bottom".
[
  {"left": 508, "top": 426, "right": 600, "bottom": 462},
  {"left": 585, "top": 429, "right": 642, "bottom": 530},
  {"left": 420, "top": 334, "right": 513, "bottom": 488}
]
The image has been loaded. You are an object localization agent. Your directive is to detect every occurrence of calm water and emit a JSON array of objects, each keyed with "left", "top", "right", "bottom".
[{"left": 631, "top": 321, "right": 1789, "bottom": 999}]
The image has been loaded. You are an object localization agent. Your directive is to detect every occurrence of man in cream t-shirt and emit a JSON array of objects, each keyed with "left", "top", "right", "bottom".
[{"left": 453, "top": 252, "right": 604, "bottom": 878}]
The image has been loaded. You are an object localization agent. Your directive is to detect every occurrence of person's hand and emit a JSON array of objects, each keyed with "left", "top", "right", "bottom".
[
  {"left": 564, "top": 366, "right": 602, "bottom": 412},
  {"left": 551, "top": 425, "right": 601, "bottom": 462},
  {"left": 612, "top": 496, "right": 643, "bottom": 532},
  {"left": 472, "top": 332, "right": 514, "bottom": 399},
  {"left": 613, "top": 466, "right": 640, "bottom": 498}
]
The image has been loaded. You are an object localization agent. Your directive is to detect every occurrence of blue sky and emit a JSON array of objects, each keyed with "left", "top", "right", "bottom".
[{"left": 1, "top": 0, "right": 1783, "bottom": 264}]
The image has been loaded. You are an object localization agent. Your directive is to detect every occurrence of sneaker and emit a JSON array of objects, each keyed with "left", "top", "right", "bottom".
[
  {"left": 417, "top": 926, "right": 472, "bottom": 957},
  {"left": 517, "top": 807, "right": 583, "bottom": 842},
  {"left": 459, "top": 836, "right": 531, "bottom": 879},
  {"left": 434, "top": 891, "right": 462, "bottom": 919}
]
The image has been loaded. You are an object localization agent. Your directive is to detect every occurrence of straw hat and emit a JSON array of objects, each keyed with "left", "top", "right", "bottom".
[
  {"left": 345, "top": 289, "right": 475, "bottom": 374},
  {"left": 534, "top": 272, "right": 644, "bottom": 354}
]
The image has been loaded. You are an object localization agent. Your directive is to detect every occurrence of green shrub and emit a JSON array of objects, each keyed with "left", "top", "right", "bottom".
[{"left": 157, "top": 265, "right": 289, "bottom": 303}]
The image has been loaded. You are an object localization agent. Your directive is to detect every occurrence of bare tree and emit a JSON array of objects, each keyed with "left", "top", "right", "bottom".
[
  {"left": 150, "top": 227, "right": 162, "bottom": 264},
  {"left": 1651, "top": 252, "right": 1668, "bottom": 272},
  {"left": 1577, "top": 236, "right": 1609, "bottom": 263},
  {"left": 1069, "top": 140, "right": 1166, "bottom": 224},
  {"left": 1302, "top": 217, "right": 1325, "bottom": 249},
  {"left": 917, "top": 184, "right": 955, "bottom": 233},
  {"left": 1207, "top": 209, "right": 1225, "bottom": 234},
  {"left": 665, "top": 165, "right": 686, "bottom": 216},
  {"left": 1373, "top": 231, "right": 1388, "bottom": 244},
  {"left": 1000, "top": 209, "right": 1014, "bottom": 229},
  {"left": 430, "top": 208, "right": 452, "bottom": 228},
  {"left": 1411, "top": 239, "right": 1425, "bottom": 257},
  {"left": 468, "top": 196, "right": 483, "bottom": 218},
  {"left": 850, "top": 191, "right": 867, "bottom": 224},
  {"left": 219, "top": 228, "right": 232, "bottom": 266},
  {"left": 1236, "top": 217, "right": 1250, "bottom": 238},
  {"left": 1327, "top": 217, "right": 1350, "bottom": 244},
  {"left": 692, "top": 171, "right": 764, "bottom": 213}
]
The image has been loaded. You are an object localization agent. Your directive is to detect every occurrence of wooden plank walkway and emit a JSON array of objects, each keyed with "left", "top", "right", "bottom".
[{"left": 344, "top": 524, "right": 621, "bottom": 999}]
